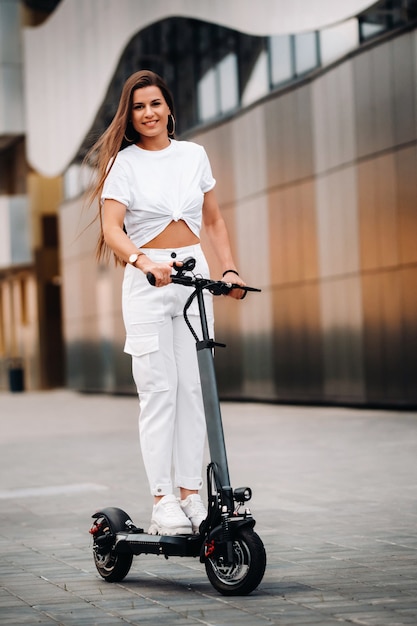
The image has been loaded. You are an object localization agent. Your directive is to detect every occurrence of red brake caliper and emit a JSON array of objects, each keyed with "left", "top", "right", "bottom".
[{"left": 204, "top": 539, "right": 216, "bottom": 557}]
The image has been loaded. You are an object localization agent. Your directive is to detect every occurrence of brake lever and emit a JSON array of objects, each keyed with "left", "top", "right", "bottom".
[
  {"left": 146, "top": 256, "right": 197, "bottom": 286},
  {"left": 173, "top": 256, "right": 196, "bottom": 276}
]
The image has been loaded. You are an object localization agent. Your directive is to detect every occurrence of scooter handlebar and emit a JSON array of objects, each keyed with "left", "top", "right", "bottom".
[
  {"left": 146, "top": 256, "right": 260, "bottom": 294},
  {"left": 146, "top": 271, "right": 260, "bottom": 295}
]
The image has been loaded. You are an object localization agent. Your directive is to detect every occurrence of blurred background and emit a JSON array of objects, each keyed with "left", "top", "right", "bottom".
[{"left": 0, "top": 0, "right": 416, "bottom": 407}]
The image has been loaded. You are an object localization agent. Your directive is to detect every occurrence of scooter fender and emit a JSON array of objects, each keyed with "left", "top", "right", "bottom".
[
  {"left": 91, "top": 507, "right": 134, "bottom": 533},
  {"left": 200, "top": 515, "right": 256, "bottom": 562}
]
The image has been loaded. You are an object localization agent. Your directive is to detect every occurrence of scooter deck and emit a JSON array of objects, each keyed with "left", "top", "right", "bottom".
[{"left": 113, "top": 530, "right": 204, "bottom": 558}]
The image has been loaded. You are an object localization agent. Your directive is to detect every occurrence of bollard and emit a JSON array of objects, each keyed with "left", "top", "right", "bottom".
[{"left": 8, "top": 359, "right": 25, "bottom": 392}]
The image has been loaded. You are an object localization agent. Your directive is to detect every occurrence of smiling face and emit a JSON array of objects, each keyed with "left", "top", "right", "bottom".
[{"left": 130, "top": 85, "right": 171, "bottom": 146}]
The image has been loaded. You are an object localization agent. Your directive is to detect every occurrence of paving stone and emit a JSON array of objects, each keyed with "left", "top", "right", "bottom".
[{"left": 1, "top": 391, "right": 416, "bottom": 625}]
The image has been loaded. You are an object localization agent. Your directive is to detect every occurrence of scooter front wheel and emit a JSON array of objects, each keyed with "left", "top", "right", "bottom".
[{"left": 204, "top": 527, "right": 266, "bottom": 595}]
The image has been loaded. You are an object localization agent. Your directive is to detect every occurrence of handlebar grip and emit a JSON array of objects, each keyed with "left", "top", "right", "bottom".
[
  {"left": 146, "top": 272, "right": 156, "bottom": 286},
  {"left": 225, "top": 283, "right": 261, "bottom": 293}
]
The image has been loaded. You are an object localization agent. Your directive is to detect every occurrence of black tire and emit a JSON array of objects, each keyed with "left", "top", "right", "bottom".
[
  {"left": 204, "top": 527, "right": 266, "bottom": 595},
  {"left": 93, "top": 547, "right": 133, "bottom": 583},
  {"left": 92, "top": 513, "right": 133, "bottom": 583}
]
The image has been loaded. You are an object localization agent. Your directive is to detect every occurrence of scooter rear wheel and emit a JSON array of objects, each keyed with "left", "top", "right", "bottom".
[
  {"left": 92, "top": 513, "right": 133, "bottom": 583},
  {"left": 204, "top": 527, "right": 266, "bottom": 595},
  {"left": 94, "top": 547, "right": 133, "bottom": 583}
]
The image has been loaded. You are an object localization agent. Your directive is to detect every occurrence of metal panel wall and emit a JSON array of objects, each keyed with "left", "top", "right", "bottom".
[
  {"left": 60, "top": 28, "right": 417, "bottom": 406},
  {"left": 202, "top": 28, "right": 417, "bottom": 406}
]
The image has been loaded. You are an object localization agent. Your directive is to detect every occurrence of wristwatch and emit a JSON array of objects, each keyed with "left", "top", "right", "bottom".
[{"left": 128, "top": 252, "right": 142, "bottom": 265}]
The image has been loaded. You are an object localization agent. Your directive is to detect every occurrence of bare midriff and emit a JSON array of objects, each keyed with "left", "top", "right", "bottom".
[{"left": 142, "top": 219, "right": 199, "bottom": 249}]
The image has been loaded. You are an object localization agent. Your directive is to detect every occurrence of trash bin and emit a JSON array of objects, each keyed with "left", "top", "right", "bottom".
[{"left": 8, "top": 359, "right": 25, "bottom": 392}]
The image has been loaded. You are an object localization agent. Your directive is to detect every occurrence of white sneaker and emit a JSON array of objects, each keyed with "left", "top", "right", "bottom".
[
  {"left": 148, "top": 494, "right": 192, "bottom": 535},
  {"left": 180, "top": 494, "right": 207, "bottom": 534}
]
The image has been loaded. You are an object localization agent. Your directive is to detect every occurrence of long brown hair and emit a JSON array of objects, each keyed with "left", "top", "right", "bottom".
[{"left": 84, "top": 70, "right": 176, "bottom": 262}]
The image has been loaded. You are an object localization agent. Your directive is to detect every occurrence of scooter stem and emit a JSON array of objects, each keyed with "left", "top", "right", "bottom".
[{"left": 195, "top": 288, "right": 233, "bottom": 511}]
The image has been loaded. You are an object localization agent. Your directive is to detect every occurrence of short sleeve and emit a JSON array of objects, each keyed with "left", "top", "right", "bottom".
[
  {"left": 101, "top": 160, "right": 131, "bottom": 207},
  {"left": 200, "top": 147, "right": 216, "bottom": 193}
]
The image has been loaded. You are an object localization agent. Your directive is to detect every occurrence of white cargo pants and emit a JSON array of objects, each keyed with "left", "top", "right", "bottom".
[{"left": 122, "top": 244, "right": 214, "bottom": 496}]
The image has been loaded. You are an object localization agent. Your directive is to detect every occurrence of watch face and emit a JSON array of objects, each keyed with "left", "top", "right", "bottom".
[{"left": 129, "top": 253, "right": 138, "bottom": 264}]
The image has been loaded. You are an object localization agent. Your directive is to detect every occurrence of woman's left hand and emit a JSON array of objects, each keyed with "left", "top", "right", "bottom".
[{"left": 222, "top": 271, "right": 246, "bottom": 300}]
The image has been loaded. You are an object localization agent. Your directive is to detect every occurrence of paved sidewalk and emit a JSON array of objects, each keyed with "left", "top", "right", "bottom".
[{"left": 0, "top": 390, "right": 416, "bottom": 625}]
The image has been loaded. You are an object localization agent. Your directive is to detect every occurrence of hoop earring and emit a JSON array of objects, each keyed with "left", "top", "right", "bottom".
[
  {"left": 167, "top": 114, "right": 176, "bottom": 136},
  {"left": 124, "top": 121, "right": 136, "bottom": 142}
]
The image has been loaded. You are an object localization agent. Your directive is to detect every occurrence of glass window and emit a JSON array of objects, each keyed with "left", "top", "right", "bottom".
[
  {"left": 360, "top": 21, "right": 386, "bottom": 40},
  {"left": 294, "top": 31, "right": 319, "bottom": 76},
  {"left": 357, "top": 0, "right": 417, "bottom": 42},
  {"left": 197, "top": 68, "right": 218, "bottom": 122},
  {"left": 78, "top": 17, "right": 325, "bottom": 156},
  {"left": 218, "top": 52, "right": 239, "bottom": 113},
  {"left": 269, "top": 35, "right": 293, "bottom": 86},
  {"left": 241, "top": 50, "right": 269, "bottom": 107}
]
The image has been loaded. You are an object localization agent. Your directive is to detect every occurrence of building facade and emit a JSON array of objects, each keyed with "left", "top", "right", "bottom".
[
  {"left": 0, "top": 0, "right": 64, "bottom": 392},
  {"left": 2, "top": 0, "right": 417, "bottom": 406}
]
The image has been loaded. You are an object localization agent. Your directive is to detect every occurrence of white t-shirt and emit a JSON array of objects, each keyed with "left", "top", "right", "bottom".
[{"left": 101, "top": 139, "right": 216, "bottom": 248}]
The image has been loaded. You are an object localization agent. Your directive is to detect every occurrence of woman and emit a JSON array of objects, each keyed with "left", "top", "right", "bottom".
[{"left": 86, "top": 70, "right": 245, "bottom": 536}]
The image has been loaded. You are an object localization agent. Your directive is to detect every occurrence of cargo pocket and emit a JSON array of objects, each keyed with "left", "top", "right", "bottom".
[{"left": 124, "top": 333, "right": 169, "bottom": 393}]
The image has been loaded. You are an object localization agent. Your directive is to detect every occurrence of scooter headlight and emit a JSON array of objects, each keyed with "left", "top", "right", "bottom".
[{"left": 233, "top": 487, "right": 252, "bottom": 503}]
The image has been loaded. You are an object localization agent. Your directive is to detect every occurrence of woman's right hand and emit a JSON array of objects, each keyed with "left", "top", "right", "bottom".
[{"left": 137, "top": 256, "right": 175, "bottom": 287}]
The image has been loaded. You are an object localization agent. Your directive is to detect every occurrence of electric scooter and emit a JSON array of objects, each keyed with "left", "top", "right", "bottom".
[{"left": 89, "top": 257, "right": 266, "bottom": 595}]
